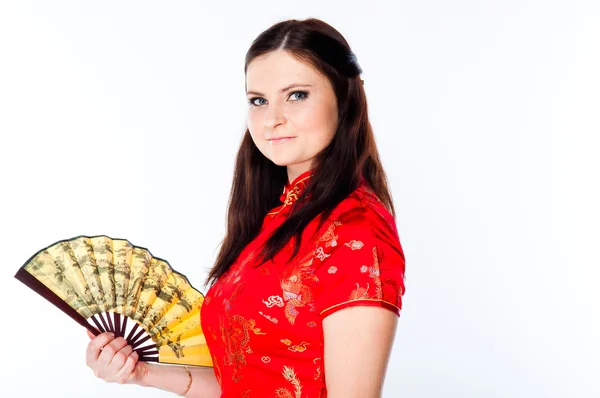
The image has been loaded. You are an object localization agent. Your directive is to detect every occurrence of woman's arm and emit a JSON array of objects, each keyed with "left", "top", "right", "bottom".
[
  {"left": 139, "top": 362, "right": 221, "bottom": 398},
  {"left": 322, "top": 306, "right": 399, "bottom": 398},
  {"left": 86, "top": 330, "right": 221, "bottom": 398}
]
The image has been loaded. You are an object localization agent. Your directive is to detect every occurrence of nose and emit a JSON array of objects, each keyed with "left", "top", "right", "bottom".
[{"left": 263, "top": 102, "right": 286, "bottom": 130}]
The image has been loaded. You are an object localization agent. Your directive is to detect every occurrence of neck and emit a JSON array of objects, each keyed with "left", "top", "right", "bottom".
[{"left": 286, "top": 162, "right": 311, "bottom": 185}]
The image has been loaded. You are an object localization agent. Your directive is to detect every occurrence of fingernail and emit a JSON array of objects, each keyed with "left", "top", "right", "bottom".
[{"left": 110, "top": 333, "right": 115, "bottom": 338}]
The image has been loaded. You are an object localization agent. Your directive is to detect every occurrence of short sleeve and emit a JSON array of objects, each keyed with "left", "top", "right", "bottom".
[{"left": 312, "top": 206, "right": 406, "bottom": 319}]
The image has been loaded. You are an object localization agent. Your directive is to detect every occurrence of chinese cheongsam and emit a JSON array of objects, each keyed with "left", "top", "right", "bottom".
[{"left": 200, "top": 170, "right": 406, "bottom": 397}]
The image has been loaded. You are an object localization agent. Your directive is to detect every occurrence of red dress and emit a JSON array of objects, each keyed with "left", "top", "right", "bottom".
[{"left": 200, "top": 170, "right": 406, "bottom": 397}]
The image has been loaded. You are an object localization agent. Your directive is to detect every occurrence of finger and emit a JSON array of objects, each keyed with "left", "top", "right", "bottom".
[
  {"left": 120, "top": 344, "right": 134, "bottom": 357},
  {"left": 97, "top": 337, "right": 129, "bottom": 369},
  {"left": 86, "top": 330, "right": 94, "bottom": 339},
  {"left": 108, "top": 344, "right": 133, "bottom": 371},
  {"left": 114, "top": 351, "right": 139, "bottom": 384},
  {"left": 85, "top": 332, "right": 115, "bottom": 367}
]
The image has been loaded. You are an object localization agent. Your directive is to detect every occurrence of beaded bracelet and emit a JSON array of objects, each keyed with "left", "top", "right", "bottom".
[{"left": 180, "top": 366, "right": 192, "bottom": 396}]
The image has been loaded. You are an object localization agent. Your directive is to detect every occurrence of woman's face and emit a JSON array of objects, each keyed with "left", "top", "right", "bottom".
[{"left": 245, "top": 50, "right": 338, "bottom": 179}]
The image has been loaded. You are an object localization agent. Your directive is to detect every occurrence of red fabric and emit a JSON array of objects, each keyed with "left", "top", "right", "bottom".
[{"left": 200, "top": 170, "right": 406, "bottom": 397}]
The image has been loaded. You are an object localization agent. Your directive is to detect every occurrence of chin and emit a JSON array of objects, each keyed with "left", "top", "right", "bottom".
[
  {"left": 264, "top": 154, "right": 300, "bottom": 167},
  {"left": 268, "top": 158, "right": 294, "bottom": 167}
]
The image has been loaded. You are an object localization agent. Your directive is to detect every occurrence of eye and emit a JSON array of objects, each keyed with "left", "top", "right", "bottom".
[
  {"left": 248, "top": 97, "right": 266, "bottom": 107},
  {"left": 247, "top": 90, "right": 309, "bottom": 107},
  {"left": 289, "top": 90, "right": 309, "bottom": 102}
]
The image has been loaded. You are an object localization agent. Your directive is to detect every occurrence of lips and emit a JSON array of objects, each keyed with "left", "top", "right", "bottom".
[{"left": 268, "top": 137, "right": 295, "bottom": 143}]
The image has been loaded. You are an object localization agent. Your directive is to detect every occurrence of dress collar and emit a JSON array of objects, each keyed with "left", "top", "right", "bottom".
[{"left": 279, "top": 170, "right": 312, "bottom": 206}]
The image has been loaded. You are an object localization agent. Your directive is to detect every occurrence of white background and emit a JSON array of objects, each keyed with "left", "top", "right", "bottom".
[{"left": 1, "top": 1, "right": 598, "bottom": 397}]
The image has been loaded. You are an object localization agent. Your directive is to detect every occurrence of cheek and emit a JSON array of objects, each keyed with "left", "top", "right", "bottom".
[
  {"left": 292, "top": 105, "right": 336, "bottom": 144},
  {"left": 247, "top": 112, "right": 261, "bottom": 136},
  {"left": 247, "top": 114, "right": 267, "bottom": 152}
]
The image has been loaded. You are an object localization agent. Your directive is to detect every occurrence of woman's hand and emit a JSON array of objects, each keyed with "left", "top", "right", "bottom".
[
  {"left": 85, "top": 330, "right": 221, "bottom": 397},
  {"left": 85, "top": 330, "right": 150, "bottom": 385}
]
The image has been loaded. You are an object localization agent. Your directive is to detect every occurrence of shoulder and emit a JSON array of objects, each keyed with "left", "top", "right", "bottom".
[
  {"left": 323, "top": 179, "right": 402, "bottom": 256},
  {"left": 310, "top": 179, "right": 406, "bottom": 318}
]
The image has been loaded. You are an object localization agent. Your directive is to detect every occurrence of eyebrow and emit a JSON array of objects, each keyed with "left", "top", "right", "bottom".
[{"left": 246, "top": 83, "right": 313, "bottom": 97}]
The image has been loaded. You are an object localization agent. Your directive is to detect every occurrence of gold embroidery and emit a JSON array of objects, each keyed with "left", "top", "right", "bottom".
[
  {"left": 313, "top": 357, "right": 321, "bottom": 380},
  {"left": 319, "top": 298, "right": 401, "bottom": 315},
  {"left": 280, "top": 338, "right": 292, "bottom": 346},
  {"left": 218, "top": 278, "right": 267, "bottom": 383},
  {"left": 284, "top": 189, "right": 299, "bottom": 206},
  {"left": 350, "top": 246, "right": 383, "bottom": 300},
  {"left": 258, "top": 310, "right": 279, "bottom": 324},
  {"left": 268, "top": 174, "right": 311, "bottom": 216},
  {"left": 263, "top": 295, "right": 284, "bottom": 308},
  {"left": 279, "top": 218, "right": 344, "bottom": 324},
  {"left": 349, "top": 282, "right": 372, "bottom": 300},
  {"left": 314, "top": 220, "right": 341, "bottom": 247},
  {"left": 288, "top": 341, "right": 309, "bottom": 353},
  {"left": 275, "top": 366, "right": 303, "bottom": 398},
  {"left": 267, "top": 207, "right": 283, "bottom": 217},
  {"left": 370, "top": 246, "right": 383, "bottom": 298},
  {"left": 225, "top": 250, "right": 255, "bottom": 284},
  {"left": 280, "top": 249, "right": 319, "bottom": 324},
  {"left": 221, "top": 314, "right": 266, "bottom": 383},
  {"left": 222, "top": 281, "right": 246, "bottom": 311},
  {"left": 314, "top": 247, "right": 330, "bottom": 261},
  {"left": 345, "top": 239, "right": 364, "bottom": 250},
  {"left": 284, "top": 175, "right": 311, "bottom": 205}
]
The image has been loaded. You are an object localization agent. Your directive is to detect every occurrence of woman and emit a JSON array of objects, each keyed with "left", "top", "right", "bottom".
[{"left": 86, "top": 17, "right": 406, "bottom": 398}]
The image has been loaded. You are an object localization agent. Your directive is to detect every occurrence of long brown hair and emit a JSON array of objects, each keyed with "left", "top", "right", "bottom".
[{"left": 205, "top": 18, "right": 396, "bottom": 286}]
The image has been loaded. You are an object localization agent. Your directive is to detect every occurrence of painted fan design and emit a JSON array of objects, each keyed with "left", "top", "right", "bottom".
[{"left": 14, "top": 235, "right": 213, "bottom": 367}]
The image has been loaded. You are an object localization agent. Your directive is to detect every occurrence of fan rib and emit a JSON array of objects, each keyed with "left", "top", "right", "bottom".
[
  {"left": 114, "top": 312, "right": 121, "bottom": 338},
  {"left": 97, "top": 313, "right": 110, "bottom": 332},
  {"left": 120, "top": 316, "right": 128, "bottom": 338},
  {"left": 126, "top": 322, "right": 141, "bottom": 342},
  {"left": 136, "top": 346, "right": 159, "bottom": 355},
  {"left": 132, "top": 334, "right": 152, "bottom": 350},
  {"left": 130, "top": 325, "right": 146, "bottom": 346},
  {"left": 90, "top": 316, "right": 106, "bottom": 333}
]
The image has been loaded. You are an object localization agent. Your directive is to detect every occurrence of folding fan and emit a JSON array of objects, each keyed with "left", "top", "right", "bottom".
[{"left": 14, "top": 235, "right": 213, "bottom": 367}]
